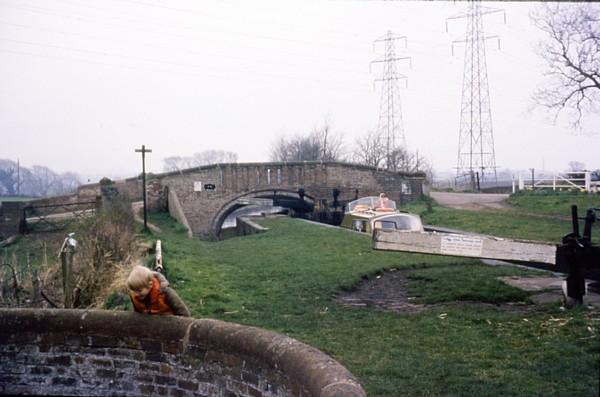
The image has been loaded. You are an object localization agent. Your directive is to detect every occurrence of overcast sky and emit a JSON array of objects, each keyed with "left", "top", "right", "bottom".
[{"left": 1, "top": 0, "right": 598, "bottom": 181}]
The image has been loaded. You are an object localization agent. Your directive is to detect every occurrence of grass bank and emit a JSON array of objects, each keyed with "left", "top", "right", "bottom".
[
  {"left": 143, "top": 211, "right": 598, "bottom": 397},
  {"left": 507, "top": 190, "right": 600, "bottom": 217},
  {"left": 404, "top": 193, "right": 599, "bottom": 244}
]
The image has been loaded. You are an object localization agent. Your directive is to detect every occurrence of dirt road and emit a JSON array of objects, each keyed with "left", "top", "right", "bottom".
[{"left": 430, "top": 191, "right": 510, "bottom": 211}]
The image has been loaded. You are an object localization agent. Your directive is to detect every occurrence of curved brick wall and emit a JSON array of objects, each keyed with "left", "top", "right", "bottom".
[{"left": 0, "top": 309, "right": 365, "bottom": 397}]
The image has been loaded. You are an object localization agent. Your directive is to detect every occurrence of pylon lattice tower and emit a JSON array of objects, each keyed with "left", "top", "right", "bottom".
[
  {"left": 371, "top": 31, "right": 410, "bottom": 170},
  {"left": 448, "top": 1, "right": 504, "bottom": 189}
]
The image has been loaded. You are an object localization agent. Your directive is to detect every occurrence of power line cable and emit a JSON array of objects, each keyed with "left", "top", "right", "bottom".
[
  {"left": 0, "top": 45, "right": 374, "bottom": 94},
  {"left": 0, "top": 0, "right": 373, "bottom": 54},
  {"left": 0, "top": 2, "right": 373, "bottom": 69},
  {"left": 0, "top": 19, "right": 370, "bottom": 75}
]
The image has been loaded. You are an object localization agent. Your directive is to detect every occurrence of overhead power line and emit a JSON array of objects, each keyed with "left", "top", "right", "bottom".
[
  {"left": 0, "top": 1, "right": 371, "bottom": 54},
  {"left": 447, "top": 0, "right": 505, "bottom": 189},
  {"left": 371, "top": 30, "right": 411, "bottom": 171}
]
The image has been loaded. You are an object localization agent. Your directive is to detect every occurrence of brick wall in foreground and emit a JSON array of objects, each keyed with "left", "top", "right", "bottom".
[{"left": 0, "top": 309, "right": 366, "bottom": 397}]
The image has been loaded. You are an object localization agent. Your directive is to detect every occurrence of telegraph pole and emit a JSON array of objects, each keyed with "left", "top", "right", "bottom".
[{"left": 135, "top": 145, "right": 152, "bottom": 231}]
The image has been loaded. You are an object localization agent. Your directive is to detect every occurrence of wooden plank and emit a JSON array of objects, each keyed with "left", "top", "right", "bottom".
[{"left": 373, "top": 230, "right": 557, "bottom": 265}]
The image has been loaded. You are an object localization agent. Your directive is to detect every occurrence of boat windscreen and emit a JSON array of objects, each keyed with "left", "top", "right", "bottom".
[{"left": 347, "top": 197, "right": 396, "bottom": 213}]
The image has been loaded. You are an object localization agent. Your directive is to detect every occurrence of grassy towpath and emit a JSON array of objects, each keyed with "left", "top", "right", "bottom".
[{"left": 144, "top": 205, "right": 599, "bottom": 397}]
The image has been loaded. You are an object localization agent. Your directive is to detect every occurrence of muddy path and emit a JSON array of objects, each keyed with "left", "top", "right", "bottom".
[{"left": 430, "top": 192, "right": 510, "bottom": 211}]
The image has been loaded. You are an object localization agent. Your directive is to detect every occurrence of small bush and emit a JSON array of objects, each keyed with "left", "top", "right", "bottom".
[{"left": 72, "top": 199, "right": 137, "bottom": 307}]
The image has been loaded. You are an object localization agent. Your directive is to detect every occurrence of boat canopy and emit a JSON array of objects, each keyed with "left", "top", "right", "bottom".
[{"left": 346, "top": 196, "right": 396, "bottom": 213}]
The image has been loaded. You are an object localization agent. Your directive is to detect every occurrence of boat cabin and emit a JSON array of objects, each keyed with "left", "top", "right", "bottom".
[{"left": 341, "top": 195, "right": 424, "bottom": 234}]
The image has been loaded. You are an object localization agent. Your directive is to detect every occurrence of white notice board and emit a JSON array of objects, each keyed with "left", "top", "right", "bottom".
[{"left": 440, "top": 235, "right": 483, "bottom": 257}]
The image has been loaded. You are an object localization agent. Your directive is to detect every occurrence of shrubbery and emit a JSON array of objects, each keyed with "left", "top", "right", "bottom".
[
  {"left": 32, "top": 199, "right": 138, "bottom": 308},
  {"left": 72, "top": 199, "right": 136, "bottom": 307}
]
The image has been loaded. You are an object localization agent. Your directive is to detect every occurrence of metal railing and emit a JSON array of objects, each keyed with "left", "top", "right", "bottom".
[{"left": 518, "top": 171, "right": 596, "bottom": 193}]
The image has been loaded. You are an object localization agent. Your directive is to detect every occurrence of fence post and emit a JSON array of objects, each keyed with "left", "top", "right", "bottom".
[
  {"left": 59, "top": 233, "right": 77, "bottom": 308},
  {"left": 155, "top": 240, "right": 163, "bottom": 273},
  {"left": 518, "top": 173, "right": 524, "bottom": 191},
  {"left": 95, "top": 195, "right": 103, "bottom": 213},
  {"left": 585, "top": 172, "right": 591, "bottom": 192}
]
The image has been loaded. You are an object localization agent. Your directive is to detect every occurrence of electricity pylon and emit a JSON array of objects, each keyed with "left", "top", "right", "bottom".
[
  {"left": 447, "top": 1, "right": 505, "bottom": 189},
  {"left": 371, "top": 30, "right": 411, "bottom": 171}
]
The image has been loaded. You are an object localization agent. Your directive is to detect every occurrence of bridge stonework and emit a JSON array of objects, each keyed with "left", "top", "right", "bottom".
[{"left": 158, "top": 161, "right": 425, "bottom": 238}]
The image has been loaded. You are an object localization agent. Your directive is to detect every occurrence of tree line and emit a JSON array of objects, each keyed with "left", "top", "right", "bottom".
[
  {"left": 269, "top": 122, "right": 431, "bottom": 175},
  {"left": 162, "top": 150, "right": 239, "bottom": 172},
  {"left": 162, "top": 124, "right": 433, "bottom": 180},
  {"left": 0, "top": 159, "right": 81, "bottom": 197}
]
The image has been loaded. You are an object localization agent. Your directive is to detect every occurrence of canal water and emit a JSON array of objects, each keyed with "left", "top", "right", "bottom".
[{"left": 221, "top": 204, "right": 287, "bottom": 229}]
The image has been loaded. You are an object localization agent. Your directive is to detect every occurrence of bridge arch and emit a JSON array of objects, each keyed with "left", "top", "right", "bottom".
[{"left": 211, "top": 188, "right": 316, "bottom": 238}]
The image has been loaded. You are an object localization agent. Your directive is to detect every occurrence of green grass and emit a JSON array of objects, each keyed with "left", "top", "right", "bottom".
[
  {"left": 403, "top": 195, "right": 598, "bottom": 243},
  {"left": 507, "top": 190, "right": 600, "bottom": 217},
  {"left": 144, "top": 212, "right": 599, "bottom": 397},
  {"left": 408, "top": 264, "right": 534, "bottom": 304},
  {"left": 4, "top": 192, "right": 599, "bottom": 396}
]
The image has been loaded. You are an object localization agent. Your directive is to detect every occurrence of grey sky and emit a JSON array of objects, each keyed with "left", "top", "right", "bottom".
[{"left": 1, "top": 0, "right": 598, "bottom": 181}]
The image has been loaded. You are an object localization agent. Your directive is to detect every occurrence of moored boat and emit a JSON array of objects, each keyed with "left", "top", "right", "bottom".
[{"left": 340, "top": 194, "right": 424, "bottom": 234}]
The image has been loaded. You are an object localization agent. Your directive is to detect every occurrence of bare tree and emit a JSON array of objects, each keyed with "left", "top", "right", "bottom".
[
  {"left": 270, "top": 121, "right": 345, "bottom": 162},
  {"left": 314, "top": 122, "right": 345, "bottom": 161},
  {"left": 58, "top": 172, "right": 82, "bottom": 195},
  {"left": 352, "top": 130, "right": 433, "bottom": 180},
  {"left": 0, "top": 160, "right": 80, "bottom": 197},
  {"left": 531, "top": 3, "right": 600, "bottom": 129},
  {"left": 353, "top": 130, "right": 387, "bottom": 168},
  {"left": 0, "top": 159, "right": 19, "bottom": 196},
  {"left": 567, "top": 161, "right": 586, "bottom": 172},
  {"left": 163, "top": 150, "right": 238, "bottom": 172},
  {"left": 30, "top": 165, "right": 60, "bottom": 196},
  {"left": 270, "top": 134, "right": 320, "bottom": 162},
  {"left": 270, "top": 137, "right": 292, "bottom": 162},
  {"left": 193, "top": 150, "right": 238, "bottom": 165},
  {"left": 163, "top": 156, "right": 184, "bottom": 172}
]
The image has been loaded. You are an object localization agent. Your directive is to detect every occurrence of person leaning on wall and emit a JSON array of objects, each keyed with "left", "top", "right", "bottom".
[{"left": 127, "top": 265, "right": 190, "bottom": 317}]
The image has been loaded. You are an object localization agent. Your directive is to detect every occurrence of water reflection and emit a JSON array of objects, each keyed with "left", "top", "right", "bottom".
[{"left": 222, "top": 205, "right": 287, "bottom": 229}]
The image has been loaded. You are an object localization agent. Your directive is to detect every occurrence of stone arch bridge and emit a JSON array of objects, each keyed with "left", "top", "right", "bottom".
[
  {"left": 70, "top": 161, "right": 425, "bottom": 239},
  {"left": 1, "top": 162, "right": 424, "bottom": 239},
  {"left": 152, "top": 161, "right": 425, "bottom": 239}
]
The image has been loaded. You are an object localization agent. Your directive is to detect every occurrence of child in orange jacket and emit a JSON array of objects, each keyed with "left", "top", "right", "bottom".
[{"left": 127, "top": 265, "right": 190, "bottom": 317}]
